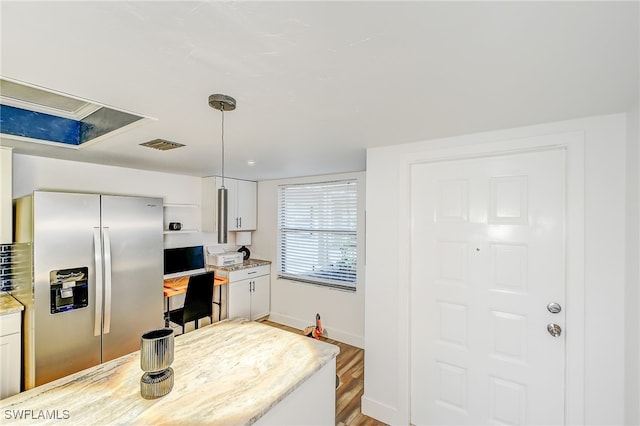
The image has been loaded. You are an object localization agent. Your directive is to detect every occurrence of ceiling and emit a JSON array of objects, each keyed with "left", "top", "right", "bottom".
[{"left": 1, "top": 1, "right": 638, "bottom": 181}]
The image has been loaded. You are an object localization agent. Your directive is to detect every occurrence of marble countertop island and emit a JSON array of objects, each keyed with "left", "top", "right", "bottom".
[{"left": 0, "top": 319, "right": 339, "bottom": 425}]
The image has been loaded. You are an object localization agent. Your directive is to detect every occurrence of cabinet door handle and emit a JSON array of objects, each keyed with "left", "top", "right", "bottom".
[{"left": 239, "top": 217, "right": 242, "bottom": 228}]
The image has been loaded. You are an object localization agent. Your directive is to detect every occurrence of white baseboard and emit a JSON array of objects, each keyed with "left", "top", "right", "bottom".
[
  {"left": 361, "top": 395, "right": 402, "bottom": 425},
  {"left": 267, "top": 312, "right": 364, "bottom": 349}
]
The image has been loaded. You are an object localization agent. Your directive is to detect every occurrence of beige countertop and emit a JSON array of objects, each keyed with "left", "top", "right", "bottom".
[
  {"left": 0, "top": 293, "right": 24, "bottom": 315},
  {"left": 0, "top": 318, "right": 339, "bottom": 425},
  {"left": 209, "top": 258, "right": 271, "bottom": 272}
]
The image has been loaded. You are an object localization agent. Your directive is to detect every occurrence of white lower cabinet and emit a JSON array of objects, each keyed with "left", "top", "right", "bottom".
[
  {"left": 228, "top": 280, "right": 251, "bottom": 320},
  {"left": 248, "top": 275, "right": 270, "bottom": 319},
  {"left": 227, "top": 265, "right": 270, "bottom": 321},
  {"left": 0, "top": 311, "right": 22, "bottom": 399}
]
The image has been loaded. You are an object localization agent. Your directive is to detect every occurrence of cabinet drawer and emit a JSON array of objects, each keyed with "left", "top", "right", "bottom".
[
  {"left": 0, "top": 312, "right": 21, "bottom": 337},
  {"left": 228, "top": 265, "right": 270, "bottom": 282}
]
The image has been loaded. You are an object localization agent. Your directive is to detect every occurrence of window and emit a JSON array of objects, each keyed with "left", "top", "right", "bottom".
[{"left": 278, "top": 179, "right": 358, "bottom": 291}]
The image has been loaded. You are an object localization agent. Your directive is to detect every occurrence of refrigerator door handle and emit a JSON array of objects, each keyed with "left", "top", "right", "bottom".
[
  {"left": 93, "top": 228, "right": 103, "bottom": 337},
  {"left": 103, "top": 227, "right": 112, "bottom": 334}
]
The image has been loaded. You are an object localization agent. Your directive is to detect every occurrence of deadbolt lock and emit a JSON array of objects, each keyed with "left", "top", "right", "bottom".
[{"left": 547, "top": 302, "right": 562, "bottom": 314}]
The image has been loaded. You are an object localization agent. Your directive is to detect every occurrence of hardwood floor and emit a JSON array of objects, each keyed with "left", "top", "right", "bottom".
[{"left": 260, "top": 319, "right": 387, "bottom": 426}]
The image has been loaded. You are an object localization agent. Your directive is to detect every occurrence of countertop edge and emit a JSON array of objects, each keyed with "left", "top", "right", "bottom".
[
  {"left": 208, "top": 258, "right": 271, "bottom": 272},
  {"left": 0, "top": 293, "right": 25, "bottom": 315}
]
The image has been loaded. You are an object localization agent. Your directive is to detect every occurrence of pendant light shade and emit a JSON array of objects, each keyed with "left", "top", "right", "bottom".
[
  {"left": 217, "top": 186, "right": 228, "bottom": 243},
  {"left": 209, "top": 94, "right": 236, "bottom": 244}
]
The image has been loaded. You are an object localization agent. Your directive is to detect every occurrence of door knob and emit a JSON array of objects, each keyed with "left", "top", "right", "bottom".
[
  {"left": 547, "top": 323, "right": 562, "bottom": 337},
  {"left": 547, "top": 302, "right": 562, "bottom": 314}
]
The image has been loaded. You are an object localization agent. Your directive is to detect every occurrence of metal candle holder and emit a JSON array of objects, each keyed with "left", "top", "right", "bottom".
[{"left": 140, "top": 328, "right": 174, "bottom": 399}]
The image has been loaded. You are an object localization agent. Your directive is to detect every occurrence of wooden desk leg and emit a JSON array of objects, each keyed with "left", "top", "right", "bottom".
[{"left": 165, "top": 296, "right": 170, "bottom": 327}]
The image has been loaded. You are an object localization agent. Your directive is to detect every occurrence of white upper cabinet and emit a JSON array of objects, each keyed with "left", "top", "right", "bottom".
[
  {"left": 0, "top": 147, "right": 12, "bottom": 244},
  {"left": 229, "top": 179, "right": 257, "bottom": 231},
  {"left": 202, "top": 177, "right": 257, "bottom": 232}
]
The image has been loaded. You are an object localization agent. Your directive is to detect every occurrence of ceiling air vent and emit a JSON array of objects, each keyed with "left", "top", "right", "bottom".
[{"left": 140, "top": 139, "right": 185, "bottom": 151}]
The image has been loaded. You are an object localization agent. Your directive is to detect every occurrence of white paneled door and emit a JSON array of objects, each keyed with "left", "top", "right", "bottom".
[{"left": 410, "top": 149, "right": 566, "bottom": 425}]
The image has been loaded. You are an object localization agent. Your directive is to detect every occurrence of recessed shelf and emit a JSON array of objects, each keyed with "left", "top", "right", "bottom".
[
  {"left": 163, "top": 229, "right": 199, "bottom": 235},
  {"left": 163, "top": 203, "right": 201, "bottom": 234}
]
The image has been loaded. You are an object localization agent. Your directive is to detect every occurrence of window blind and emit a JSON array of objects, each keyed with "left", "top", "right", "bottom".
[{"left": 278, "top": 179, "right": 357, "bottom": 291}]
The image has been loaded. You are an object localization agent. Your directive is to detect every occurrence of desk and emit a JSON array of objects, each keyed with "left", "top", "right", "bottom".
[{"left": 163, "top": 275, "right": 229, "bottom": 326}]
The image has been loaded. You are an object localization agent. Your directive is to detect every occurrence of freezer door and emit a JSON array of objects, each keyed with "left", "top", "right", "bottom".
[
  {"left": 31, "top": 191, "right": 102, "bottom": 388},
  {"left": 100, "top": 195, "right": 164, "bottom": 362}
]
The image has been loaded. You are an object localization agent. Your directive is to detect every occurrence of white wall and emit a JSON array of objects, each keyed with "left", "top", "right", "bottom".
[
  {"left": 252, "top": 172, "right": 366, "bottom": 348},
  {"left": 12, "top": 154, "right": 231, "bottom": 250},
  {"left": 12, "top": 154, "right": 200, "bottom": 202},
  {"left": 364, "top": 114, "right": 630, "bottom": 425},
  {"left": 625, "top": 100, "right": 640, "bottom": 426}
]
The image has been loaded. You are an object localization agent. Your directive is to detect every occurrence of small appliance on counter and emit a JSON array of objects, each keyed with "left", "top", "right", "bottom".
[
  {"left": 206, "top": 246, "right": 243, "bottom": 267},
  {"left": 235, "top": 231, "right": 252, "bottom": 261}
]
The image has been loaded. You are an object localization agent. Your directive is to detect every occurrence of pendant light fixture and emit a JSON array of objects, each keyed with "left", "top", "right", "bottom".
[{"left": 208, "top": 94, "right": 236, "bottom": 244}]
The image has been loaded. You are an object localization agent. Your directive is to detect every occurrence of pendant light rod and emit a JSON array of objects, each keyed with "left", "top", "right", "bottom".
[
  {"left": 209, "top": 94, "right": 235, "bottom": 185},
  {"left": 209, "top": 94, "right": 236, "bottom": 245},
  {"left": 221, "top": 106, "right": 225, "bottom": 188}
]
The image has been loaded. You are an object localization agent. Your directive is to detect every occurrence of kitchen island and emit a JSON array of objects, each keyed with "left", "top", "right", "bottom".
[{"left": 0, "top": 318, "right": 339, "bottom": 425}]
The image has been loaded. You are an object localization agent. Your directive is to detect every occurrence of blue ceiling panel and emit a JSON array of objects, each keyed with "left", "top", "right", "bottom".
[{"left": 0, "top": 104, "right": 80, "bottom": 145}]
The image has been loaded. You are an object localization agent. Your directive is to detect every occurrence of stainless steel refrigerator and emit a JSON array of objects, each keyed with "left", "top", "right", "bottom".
[{"left": 13, "top": 191, "right": 164, "bottom": 389}]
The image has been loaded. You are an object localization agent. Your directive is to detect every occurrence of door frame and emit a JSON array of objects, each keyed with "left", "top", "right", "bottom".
[{"left": 397, "top": 131, "right": 585, "bottom": 424}]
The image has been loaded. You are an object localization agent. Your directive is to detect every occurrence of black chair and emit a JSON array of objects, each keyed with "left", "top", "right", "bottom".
[{"left": 168, "top": 271, "right": 214, "bottom": 334}]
